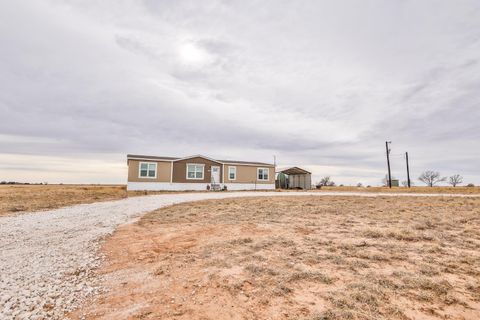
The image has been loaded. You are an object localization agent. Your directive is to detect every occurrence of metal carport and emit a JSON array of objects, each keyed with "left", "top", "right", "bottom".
[{"left": 277, "top": 167, "right": 312, "bottom": 190}]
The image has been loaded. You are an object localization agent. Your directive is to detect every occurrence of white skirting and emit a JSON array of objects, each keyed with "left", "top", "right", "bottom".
[
  {"left": 127, "top": 182, "right": 275, "bottom": 191},
  {"left": 223, "top": 183, "right": 275, "bottom": 191}
]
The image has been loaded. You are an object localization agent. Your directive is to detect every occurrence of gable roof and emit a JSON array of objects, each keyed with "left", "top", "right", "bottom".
[
  {"left": 278, "top": 167, "right": 311, "bottom": 175},
  {"left": 218, "top": 159, "right": 274, "bottom": 166},
  {"left": 173, "top": 154, "right": 223, "bottom": 164},
  {"left": 127, "top": 154, "right": 274, "bottom": 166},
  {"left": 127, "top": 154, "right": 179, "bottom": 161}
]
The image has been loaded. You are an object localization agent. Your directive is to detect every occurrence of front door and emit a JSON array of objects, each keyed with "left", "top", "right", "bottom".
[{"left": 211, "top": 166, "right": 220, "bottom": 184}]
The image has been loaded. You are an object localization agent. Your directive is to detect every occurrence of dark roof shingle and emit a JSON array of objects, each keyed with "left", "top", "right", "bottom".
[{"left": 127, "top": 154, "right": 274, "bottom": 166}]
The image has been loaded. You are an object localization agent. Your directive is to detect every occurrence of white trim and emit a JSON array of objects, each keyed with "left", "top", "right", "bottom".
[
  {"left": 128, "top": 182, "right": 210, "bottom": 191},
  {"left": 257, "top": 167, "right": 269, "bottom": 181},
  {"left": 222, "top": 162, "right": 274, "bottom": 167},
  {"left": 129, "top": 157, "right": 175, "bottom": 162},
  {"left": 211, "top": 165, "right": 221, "bottom": 184},
  {"left": 225, "top": 183, "right": 275, "bottom": 191},
  {"left": 127, "top": 182, "right": 275, "bottom": 191},
  {"left": 186, "top": 163, "right": 205, "bottom": 180},
  {"left": 174, "top": 154, "right": 222, "bottom": 164},
  {"left": 169, "top": 162, "right": 173, "bottom": 183},
  {"left": 228, "top": 166, "right": 237, "bottom": 181},
  {"left": 222, "top": 163, "right": 225, "bottom": 183},
  {"left": 128, "top": 155, "right": 273, "bottom": 167},
  {"left": 138, "top": 162, "right": 157, "bottom": 179}
]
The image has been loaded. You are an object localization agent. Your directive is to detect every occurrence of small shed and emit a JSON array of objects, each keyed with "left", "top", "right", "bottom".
[{"left": 277, "top": 167, "right": 312, "bottom": 190}]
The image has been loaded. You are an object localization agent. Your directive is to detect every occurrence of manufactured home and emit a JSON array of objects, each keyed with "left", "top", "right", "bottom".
[{"left": 127, "top": 154, "right": 275, "bottom": 191}]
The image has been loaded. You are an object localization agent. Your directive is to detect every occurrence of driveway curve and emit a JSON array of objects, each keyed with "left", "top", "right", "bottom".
[{"left": 1, "top": 191, "right": 478, "bottom": 319}]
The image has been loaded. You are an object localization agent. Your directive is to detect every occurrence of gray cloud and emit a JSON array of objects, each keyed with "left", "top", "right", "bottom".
[{"left": 1, "top": 0, "right": 479, "bottom": 185}]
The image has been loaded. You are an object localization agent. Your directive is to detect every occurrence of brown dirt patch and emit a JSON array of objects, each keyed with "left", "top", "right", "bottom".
[{"left": 71, "top": 196, "right": 480, "bottom": 319}]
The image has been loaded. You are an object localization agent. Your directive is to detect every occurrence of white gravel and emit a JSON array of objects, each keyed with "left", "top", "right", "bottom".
[{"left": 1, "top": 191, "right": 478, "bottom": 319}]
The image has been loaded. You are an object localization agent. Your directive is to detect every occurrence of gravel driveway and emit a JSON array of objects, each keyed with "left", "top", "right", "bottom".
[{"left": 1, "top": 191, "right": 478, "bottom": 319}]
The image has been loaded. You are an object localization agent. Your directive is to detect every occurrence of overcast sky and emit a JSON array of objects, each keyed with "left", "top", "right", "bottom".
[{"left": 1, "top": 1, "right": 479, "bottom": 186}]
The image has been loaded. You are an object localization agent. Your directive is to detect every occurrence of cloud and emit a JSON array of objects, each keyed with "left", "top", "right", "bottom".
[{"left": 1, "top": 0, "right": 479, "bottom": 185}]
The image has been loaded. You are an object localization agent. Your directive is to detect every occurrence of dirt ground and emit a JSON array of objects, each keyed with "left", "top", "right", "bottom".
[
  {"left": 0, "top": 184, "right": 195, "bottom": 216},
  {"left": 2, "top": 184, "right": 479, "bottom": 217},
  {"left": 71, "top": 196, "right": 480, "bottom": 320},
  {"left": 0, "top": 185, "right": 125, "bottom": 215},
  {"left": 319, "top": 186, "right": 480, "bottom": 194}
]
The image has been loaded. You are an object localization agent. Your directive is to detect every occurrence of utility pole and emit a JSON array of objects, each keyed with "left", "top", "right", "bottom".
[
  {"left": 385, "top": 141, "right": 392, "bottom": 188},
  {"left": 405, "top": 152, "right": 411, "bottom": 188}
]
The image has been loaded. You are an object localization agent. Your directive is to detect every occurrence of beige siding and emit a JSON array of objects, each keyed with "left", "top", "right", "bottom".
[
  {"left": 128, "top": 157, "right": 274, "bottom": 185},
  {"left": 223, "top": 164, "right": 275, "bottom": 184},
  {"left": 128, "top": 160, "right": 172, "bottom": 182},
  {"left": 172, "top": 157, "right": 223, "bottom": 183}
]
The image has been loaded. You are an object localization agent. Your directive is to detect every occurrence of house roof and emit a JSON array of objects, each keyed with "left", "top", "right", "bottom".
[
  {"left": 278, "top": 167, "right": 311, "bottom": 175},
  {"left": 127, "top": 154, "right": 274, "bottom": 166},
  {"left": 218, "top": 159, "right": 274, "bottom": 166},
  {"left": 127, "top": 154, "right": 180, "bottom": 161}
]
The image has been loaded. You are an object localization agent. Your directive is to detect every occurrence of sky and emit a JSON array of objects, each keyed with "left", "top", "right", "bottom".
[{"left": 1, "top": 0, "right": 480, "bottom": 186}]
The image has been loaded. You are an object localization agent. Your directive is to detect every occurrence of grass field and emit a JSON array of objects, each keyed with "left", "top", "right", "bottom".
[
  {"left": 0, "top": 184, "right": 183, "bottom": 216},
  {"left": 1, "top": 184, "right": 479, "bottom": 217},
  {"left": 319, "top": 186, "right": 480, "bottom": 194},
  {"left": 73, "top": 196, "right": 480, "bottom": 320}
]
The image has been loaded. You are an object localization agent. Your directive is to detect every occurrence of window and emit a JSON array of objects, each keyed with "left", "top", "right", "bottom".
[
  {"left": 257, "top": 168, "right": 269, "bottom": 181},
  {"left": 139, "top": 162, "right": 157, "bottom": 178},
  {"left": 187, "top": 164, "right": 204, "bottom": 180},
  {"left": 228, "top": 166, "right": 236, "bottom": 180}
]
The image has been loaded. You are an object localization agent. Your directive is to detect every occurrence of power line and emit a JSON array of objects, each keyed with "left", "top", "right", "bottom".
[
  {"left": 406, "top": 152, "right": 411, "bottom": 188},
  {"left": 385, "top": 141, "right": 392, "bottom": 188},
  {"left": 388, "top": 153, "right": 406, "bottom": 158}
]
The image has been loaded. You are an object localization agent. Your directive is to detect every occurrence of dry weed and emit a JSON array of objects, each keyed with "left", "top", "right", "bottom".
[{"left": 71, "top": 196, "right": 480, "bottom": 319}]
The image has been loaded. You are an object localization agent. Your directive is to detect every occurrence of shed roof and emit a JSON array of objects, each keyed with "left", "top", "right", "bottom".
[{"left": 278, "top": 167, "right": 311, "bottom": 175}]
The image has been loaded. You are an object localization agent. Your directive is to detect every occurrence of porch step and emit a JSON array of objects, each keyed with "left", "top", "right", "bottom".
[{"left": 210, "top": 184, "right": 221, "bottom": 191}]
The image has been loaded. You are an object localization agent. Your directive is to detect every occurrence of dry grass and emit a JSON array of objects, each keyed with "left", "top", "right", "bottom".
[
  {"left": 0, "top": 184, "right": 188, "bottom": 216},
  {"left": 318, "top": 186, "right": 480, "bottom": 194},
  {"left": 2, "top": 184, "right": 478, "bottom": 217},
  {"left": 72, "top": 196, "right": 480, "bottom": 320}
]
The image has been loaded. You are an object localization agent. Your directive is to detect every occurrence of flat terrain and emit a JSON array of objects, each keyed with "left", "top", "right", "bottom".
[
  {"left": 2, "top": 192, "right": 300, "bottom": 319},
  {"left": 0, "top": 185, "right": 127, "bottom": 216},
  {"left": 0, "top": 184, "right": 188, "bottom": 216},
  {"left": 320, "top": 186, "right": 480, "bottom": 194},
  {"left": 74, "top": 196, "right": 480, "bottom": 320},
  {"left": 1, "top": 184, "right": 479, "bottom": 217}
]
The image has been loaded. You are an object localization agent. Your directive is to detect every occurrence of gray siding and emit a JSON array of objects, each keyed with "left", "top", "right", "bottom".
[{"left": 288, "top": 174, "right": 312, "bottom": 189}]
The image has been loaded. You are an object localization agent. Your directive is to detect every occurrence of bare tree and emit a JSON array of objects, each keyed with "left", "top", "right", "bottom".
[
  {"left": 317, "top": 176, "right": 335, "bottom": 187},
  {"left": 401, "top": 180, "right": 414, "bottom": 187},
  {"left": 418, "top": 170, "right": 446, "bottom": 187},
  {"left": 448, "top": 174, "right": 463, "bottom": 187}
]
